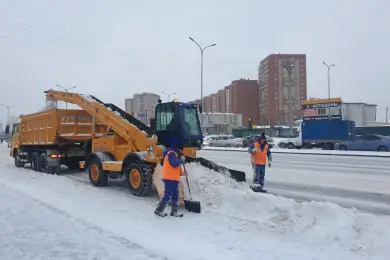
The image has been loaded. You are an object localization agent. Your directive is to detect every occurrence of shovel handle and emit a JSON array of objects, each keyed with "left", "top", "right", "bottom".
[{"left": 182, "top": 164, "right": 193, "bottom": 201}]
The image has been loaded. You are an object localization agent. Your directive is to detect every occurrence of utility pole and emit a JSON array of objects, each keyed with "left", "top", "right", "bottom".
[
  {"left": 189, "top": 37, "right": 216, "bottom": 132},
  {"left": 282, "top": 57, "right": 295, "bottom": 135},
  {"left": 1, "top": 104, "right": 15, "bottom": 125},
  {"left": 386, "top": 107, "right": 388, "bottom": 122},
  {"left": 161, "top": 91, "right": 176, "bottom": 102},
  {"left": 56, "top": 84, "right": 76, "bottom": 109},
  {"left": 322, "top": 61, "right": 335, "bottom": 121}
]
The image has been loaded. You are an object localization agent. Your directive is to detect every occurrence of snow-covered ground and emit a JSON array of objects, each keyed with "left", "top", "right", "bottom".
[
  {"left": 1, "top": 143, "right": 390, "bottom": 259},
  {"left": 199, "top": 149, "right": 390, "bottom": 215},
  {"left": 203, "top": 146, "right": 390, "bottom": 157}
]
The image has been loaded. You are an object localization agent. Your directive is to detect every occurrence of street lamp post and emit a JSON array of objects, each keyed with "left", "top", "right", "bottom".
[
  {"left": 189, "top": 37, "right": 216, "bottom": 130},
  {"left": 56, "top": 84, "right": 76, "bottom": 109},
  {"left": 1, "top": 104, "right": 15, "bottom": 126},
  {"left": 322, "top": 61, "right": 335, "bottom": 121},
  {"left": 161, "top": 91, "right": 176, "bottom": 102},
  {"left": 282, "top": 57, "right": 295, "bottom": 135}
]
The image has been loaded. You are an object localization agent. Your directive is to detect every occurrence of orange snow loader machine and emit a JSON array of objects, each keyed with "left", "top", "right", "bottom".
[{"left": 11, "top": 89, "right": 246, "bottom": 211}]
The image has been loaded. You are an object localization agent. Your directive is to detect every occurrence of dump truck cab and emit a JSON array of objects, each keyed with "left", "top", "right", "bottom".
[{"left": 151, "top": 100, "right": 203, "bottom": 152}]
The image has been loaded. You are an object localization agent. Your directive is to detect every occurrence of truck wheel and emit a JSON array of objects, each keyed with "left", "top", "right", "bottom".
[
  {"left": 338, "top": 145, "right": 347, "bottom": 150},
  {"left": 39, "top": 154, "right": 48, "bottom": 173},
  {"left": 125, "top": 162, "right": 153, "bottom": 196},
  {"left": 377, "top": 146, "right": 387, "bottom": 152},
  {"left": 287, "top": 143, "right": 295, "bottom": 149},
  {"left": 31, "top": 152, "right": 40, "bottom": 171},
  {"left": 87, "top": 157, "right": 108, "bottom": 186},
  {"left": 14, "top": 150, "right": 24, "bottom": 168}
]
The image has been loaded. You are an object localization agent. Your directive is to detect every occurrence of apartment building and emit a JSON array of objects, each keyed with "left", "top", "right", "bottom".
[
  {"left": 192, "top": 79, "right": 259, "bottom": 128},
  {"left": 125, "top": 92, "right": 160, "bottom": 124},
  {"left": 258, "top": 54, "right": 307, "bottom": 126}
]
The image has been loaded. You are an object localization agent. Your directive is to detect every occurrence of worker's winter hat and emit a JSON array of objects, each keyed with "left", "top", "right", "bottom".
[{"left": 259, "top": 133, "right": 266, "bottom": 140}]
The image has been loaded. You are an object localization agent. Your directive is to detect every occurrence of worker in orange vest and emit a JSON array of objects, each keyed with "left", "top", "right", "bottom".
[
  {"left": 248, "top": 133, "right": 272, "bottom": 191},
  {"left": 154, "top": 143, "right": 187, "bottom": 217}
]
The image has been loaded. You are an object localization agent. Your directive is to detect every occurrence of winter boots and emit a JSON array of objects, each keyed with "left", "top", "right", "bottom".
[
  {"left": 154, "top": 201, "right": 168, "bottom": 217},
  {"left": 170, "top": 203, "right": 183, "bottom": 217},
  {"left": 154, "top": 201, "right": 183, "bottom": 217}
]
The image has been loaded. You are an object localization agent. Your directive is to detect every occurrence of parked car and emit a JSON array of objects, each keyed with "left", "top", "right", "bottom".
[
  {"left": 334, "top": 134, "right": 390, "bottom": 151},
  {"left": 208, "top": 135, "right": 244, "bottom": 147},
  {"left": 242, "top": 135, "right": 274, "bottom": 148},
  {"left": 202, "top": 134, "right": 219, "bottom": 148}
]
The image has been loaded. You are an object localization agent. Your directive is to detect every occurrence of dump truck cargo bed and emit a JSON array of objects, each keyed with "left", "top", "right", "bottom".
[{"left": 19, "top": 109, "right": 106, "bottom": 146}]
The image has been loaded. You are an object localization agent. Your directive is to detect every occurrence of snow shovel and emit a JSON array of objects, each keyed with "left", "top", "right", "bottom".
[{"left": 183, "top": 164, "right": 201, "bottom": 213}]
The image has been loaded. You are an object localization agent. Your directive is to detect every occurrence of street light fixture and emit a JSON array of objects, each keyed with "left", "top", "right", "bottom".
[
  {"left": 56, "top": 84, "right": 76, "bottom": 109},
  {"left": 189, "top": 37, "right": 216, "bottom": 130},
  {"left": 161, "top": 91, "right": 176, "bottom": 102},
  {"left": 322, "top": 61, "right": 335, "bottom": 121}
]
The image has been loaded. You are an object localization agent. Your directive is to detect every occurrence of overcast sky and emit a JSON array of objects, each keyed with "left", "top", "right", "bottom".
[{"left": 1, "top": 0, "right": 389, "bottom": 126}]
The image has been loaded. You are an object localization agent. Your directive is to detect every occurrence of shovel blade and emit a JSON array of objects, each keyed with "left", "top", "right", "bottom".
[{"left": 184, "top": 200, "right": 201, "bottom": 213}]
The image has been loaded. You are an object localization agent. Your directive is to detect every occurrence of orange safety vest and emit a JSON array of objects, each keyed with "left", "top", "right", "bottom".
[
  {"left": 162, "top": 150, "right": 183, "bottom": 181},
  {"left": 251, "top": 142, "right": 269, "bottom": 165}
]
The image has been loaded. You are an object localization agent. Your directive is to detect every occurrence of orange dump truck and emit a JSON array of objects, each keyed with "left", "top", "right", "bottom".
[{"left": 10, "top": 109, "right": 106, "bottom": 174}]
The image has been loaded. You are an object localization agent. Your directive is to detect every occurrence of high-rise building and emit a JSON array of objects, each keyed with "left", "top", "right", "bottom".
[
  {"left": 125, "top": 98, "right": 134, "bottom": 114},
  {"left": 125, "top": 92, "right": 160, "bottom": 124},
  {"left": 224, "top": 79, "right": 259, "bottom": 127},
  {"left": 258, "top": 54, "right": 307, "bottom": 126},
  {"left": 217, "top": 89, "right": 226, "bottom": 113},
  {"left": 210, "top": 93, "right": 218, "bottom": 113},
  {"left": 189, "top": 79, "right": 259, "bottom": 128},
  {"left": 203, "top": 96, "right": 212, "bottom": 113}
]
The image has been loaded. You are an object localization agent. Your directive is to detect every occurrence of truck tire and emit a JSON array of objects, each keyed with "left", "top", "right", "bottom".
[
  {"left": 377, "top": 146, "right": 387, "bottom": 152},
  {"left": 14, "top": 150, "right": 24, "bottom": 168},
  {"left": 84, "top": 140, "right": 92, "bottom": 160},
  {"left": 87, "top": 156, "right": 108, "bottom": 186},
  {"left": 124, "top": 162, "right": 153, "bottom": 197},
  {"left": 31, "top": 152, "right": 40, "bottom": 171},
  {"left": 338, "top": 145, "right": 347, "bottom": 150},
  {"left": 39, "top": 153, "right": 48, "bottom": 173}
]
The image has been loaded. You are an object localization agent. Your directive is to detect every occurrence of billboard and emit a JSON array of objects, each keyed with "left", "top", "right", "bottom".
[{"left": 302, "top": 98, "right": 342, "bottom": 120}]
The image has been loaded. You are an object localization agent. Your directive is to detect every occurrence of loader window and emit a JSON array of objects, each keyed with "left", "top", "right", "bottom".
[
  {"left": 183, "top": 107, "right": 201, "bottom": 137},
  {"left": 156, "top": 105, "right": 175, "bottom": 132}
]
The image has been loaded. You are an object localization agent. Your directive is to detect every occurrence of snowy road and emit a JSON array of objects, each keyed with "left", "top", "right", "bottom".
[
  {"left": 1, "top": 144, "right": 390, "bottom": 259},
  {"left": 198, "top": 150, "right": 390, "bottom": 215}
]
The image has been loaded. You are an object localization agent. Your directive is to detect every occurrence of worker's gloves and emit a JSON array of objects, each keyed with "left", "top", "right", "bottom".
[
  {"left": 252, "top": 148, "right": 258, "bottom": 152},
  {"left": 180, "top": 155, "right": 186, "bottom": 161},
  {"left": 182, "top": 171, "right": 188, "bottom": 176},
  {"left": 268, "top": 162, "right": 272, "bottom": 168}
]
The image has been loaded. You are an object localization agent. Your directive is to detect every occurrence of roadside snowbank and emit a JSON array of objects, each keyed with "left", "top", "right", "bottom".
[
  {"left": 202, "top": 146, "right": 390, "bottom": 157},
  {"left": 185, "top": 162, "right": 390, "bottom": 258}
]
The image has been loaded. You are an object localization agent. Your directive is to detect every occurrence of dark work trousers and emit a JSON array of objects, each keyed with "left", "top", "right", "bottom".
[
  {"left": 161, "top": 179, "right": 179, "bottom": 204},
  {"left": 254, "top": 164, "right": 266, "bottom": 186}
]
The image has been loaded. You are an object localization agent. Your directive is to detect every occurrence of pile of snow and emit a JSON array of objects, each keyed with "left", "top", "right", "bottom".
[
  {"left": 203, "top": 146, "right": 390, "bottom": 157},
  {"left": 80, "top": 94, "right": 97, "bottom": 103},
  {"left": 184, "top": 162, "right": 390, "bottom": 257}
]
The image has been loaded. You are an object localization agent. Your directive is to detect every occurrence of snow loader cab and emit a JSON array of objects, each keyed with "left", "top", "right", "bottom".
[{"left": 152, "top": 101, "right": 203, "bottom": 150}]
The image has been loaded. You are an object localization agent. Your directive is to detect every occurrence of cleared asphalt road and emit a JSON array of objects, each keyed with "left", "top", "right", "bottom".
[{"left": 198, "top": 149, "right": 390, "bottom": 215}]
